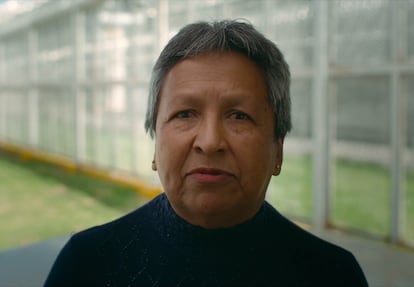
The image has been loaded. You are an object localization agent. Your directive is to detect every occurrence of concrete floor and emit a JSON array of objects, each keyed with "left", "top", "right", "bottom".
[
  {"left": 316, "top": 229, "right": 414, "bottom": 287},
  {"left": 0, "top": 229, "right": 413, "bottom": 287},
  {"left": 0, "top": 236, "right": 69, "bottom": 287}
]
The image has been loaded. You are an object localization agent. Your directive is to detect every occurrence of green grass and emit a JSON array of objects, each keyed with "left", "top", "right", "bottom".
[
  {"left": 267, "top": 154, "right": 414, "bottom": 243},
  {"left": 405, "top": 169, "right": 414, "bottom": 241},
  {"left": 0, "top": 152, "right": 148, "bottom": 251},
  {"left": 333, "top": 160, "right": 414, "bottom": 241},
  {"left": 332, "top": 159, "right": 390, "bottom": 236},
  {"left": 267, "top": 155, "right": 313, "bottom": 219}
]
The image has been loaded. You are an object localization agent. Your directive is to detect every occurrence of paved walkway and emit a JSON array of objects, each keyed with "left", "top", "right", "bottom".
[
  {"left": 0, "top": 236, "right": 69, "bottom": 287},
  {"left": 0, "top": 229, "right": 413, "bottom": 286},
  {"left": 316, "top": 229, "right": 414, "bottom": 287}
]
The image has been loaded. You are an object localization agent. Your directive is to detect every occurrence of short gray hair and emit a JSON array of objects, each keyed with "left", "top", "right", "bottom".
[{"left": 145, "top": 19, "right": 291, "bottom": 140}]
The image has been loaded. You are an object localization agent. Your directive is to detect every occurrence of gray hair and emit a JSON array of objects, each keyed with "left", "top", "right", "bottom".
[{"left": 145, "top": 19, "right": 291, "bottom": 140}]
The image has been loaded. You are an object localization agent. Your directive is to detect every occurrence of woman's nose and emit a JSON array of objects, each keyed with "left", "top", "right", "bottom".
[{"left": 193, "top": 117, "right": 227, "bottom": 154}]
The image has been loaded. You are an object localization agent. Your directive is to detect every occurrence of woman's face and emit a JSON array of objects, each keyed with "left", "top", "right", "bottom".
[{"left": 154, "top": 52, "right": 283, "bottom": 228}]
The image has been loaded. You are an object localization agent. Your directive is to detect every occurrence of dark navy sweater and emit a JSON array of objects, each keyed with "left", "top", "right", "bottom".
[{"left": 44, "top": 193, "right": 368, "bottom": 286}]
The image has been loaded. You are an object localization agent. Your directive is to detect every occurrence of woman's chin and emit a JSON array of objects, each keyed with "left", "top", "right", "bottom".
[{"left": 176, "top": 194, "right": 254, "bottom": 228}]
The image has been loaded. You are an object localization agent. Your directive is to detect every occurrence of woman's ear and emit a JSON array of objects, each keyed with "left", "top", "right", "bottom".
[
  {"left": 152, "top": 155, "right": 157, "bottom": 171},
  {"left": 272, "top": 137, "right": 284, "bottom": 176}
]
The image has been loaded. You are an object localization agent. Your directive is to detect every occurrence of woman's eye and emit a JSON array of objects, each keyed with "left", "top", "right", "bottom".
[
  {"left": 230, "top": 111, "right": 251, "bottom": 121},
  {"left": 175, "top": 110, "right": 193, "bottom": 119}
]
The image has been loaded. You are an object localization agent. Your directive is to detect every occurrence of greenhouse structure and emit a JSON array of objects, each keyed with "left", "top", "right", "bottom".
[{"left": 0, "top": 0, "right": 413, "bottom": 248}]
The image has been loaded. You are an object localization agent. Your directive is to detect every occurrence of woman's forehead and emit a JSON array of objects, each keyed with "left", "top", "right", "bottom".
[{"left": 162, "top": 52, "right": 267, "bottom": 94}]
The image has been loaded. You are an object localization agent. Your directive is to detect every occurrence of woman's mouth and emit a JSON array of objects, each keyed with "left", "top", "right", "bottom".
[{"left": 187, "top": 168, "right": 234, "bottom": 184}]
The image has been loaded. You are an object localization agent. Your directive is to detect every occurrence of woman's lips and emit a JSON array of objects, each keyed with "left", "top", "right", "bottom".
[{"left": 187, "top": 168, "right": 234, "bottom": 184}]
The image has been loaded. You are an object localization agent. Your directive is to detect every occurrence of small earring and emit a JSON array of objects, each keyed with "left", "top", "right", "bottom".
[
  {"left": 152, "top": 160, "right": 157, "bottom": 171},
  {"left": 273, "top": 164, "right": 281, "bottom": 176}
]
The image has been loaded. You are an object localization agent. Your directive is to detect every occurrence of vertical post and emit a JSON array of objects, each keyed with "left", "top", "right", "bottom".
[
  {"left": 0, "top": 42, "right": 5, "bottom": 139},
  {"left": 28, "top": 28, "right": 39, "bottom": 148},
  {"left": 73, "top": 9, "right": 86, "bottom": 162},
  {"left": 389, "top": 3, "right": 404, "bottom": 243},
  {"left": 312, "top": 0, "right": 330, "bottom": 231}
]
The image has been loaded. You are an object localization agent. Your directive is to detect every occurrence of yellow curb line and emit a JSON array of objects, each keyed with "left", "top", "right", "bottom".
[{"left": 0, "top": 141, "right": 162, "bottom": 199}]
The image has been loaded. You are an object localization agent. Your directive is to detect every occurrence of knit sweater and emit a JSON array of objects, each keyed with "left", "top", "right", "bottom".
[{"left": 44, "top": 193, "right": 368, "bottom": 287}]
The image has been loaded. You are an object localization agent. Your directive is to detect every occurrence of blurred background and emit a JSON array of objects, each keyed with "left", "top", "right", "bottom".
[{"left": 0, "top": 0, "right": 413, "bottom": 285}]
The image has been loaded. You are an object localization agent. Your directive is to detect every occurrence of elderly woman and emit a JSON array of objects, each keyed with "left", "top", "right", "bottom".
[{"left": 45, "top": 20, "right": 367, "bottom": 286}]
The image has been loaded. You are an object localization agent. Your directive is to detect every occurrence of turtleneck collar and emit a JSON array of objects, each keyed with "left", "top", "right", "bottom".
[{"left": 151, "top": 193, "right": 269, "bottom": 248}]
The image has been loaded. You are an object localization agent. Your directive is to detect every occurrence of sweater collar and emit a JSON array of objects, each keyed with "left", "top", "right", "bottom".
[{"left": 153, "top": 193, "right": 269, "bottom": 247}]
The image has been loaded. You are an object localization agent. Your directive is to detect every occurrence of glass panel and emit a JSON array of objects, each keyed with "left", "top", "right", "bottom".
[
  {"left": 3, "top": 34, "right": 28, "bottom": 84},
  {"left": 333, "top": 0, "right": 390, "bottom": 65},
  {"left": 0, "top": 94, "right": 5, "bottom": 138},
  {"left": 38, "top": 89, "right": 57, "bottom": 153},
  {"left": 84, "top": 88, "right": 96, "bottom": 164},
  {"left": 81, "top": 0, "right": 157, "bottom": 172},
  {"left": 36, "top": 16, "right": 73, "bottom": 83},
  {"left": 188, "top": 0, "right": 224, "bottom": 22},
  {"left": 84, "top": 0, "right": 156, "bottom": 82},
  {"left": 0, "top": 43, "right": 3, "bottom": 83},
  {"left": 407, "top": 2, "right": 414, "bottom": 58},
  {"left": 38, "top": 88, "right": 75, "bottom": 157},
  {"left": 58, "top": 89, "right": 76, "bottom": 157},
  {"left": 133, "top": 133, "right": 154, "bottom": 180},
  {"left": 336, "top": 77, "right": 390, "bottom": 144},
  {"left": 4, "top": 90, "right": 29, "bottom": 144},
  {"left": 168, "top": 0, "right": 189, "bottom": 34},
  {"left": 225, "top": 0, "right": 266, "bottom": 29},
  {"left": 130, "top": 86, "right": 155, "bottom": 180},
  {"left": 95, "top": 88, "right": 113, "bottom": 168},
  {"left": 110, "top": 85, "right": 132, "bottom": 171},
  {"left": 332, "top": 77, "right": 390, "bottom": 236},
  {"left": 404, "top": 77, "right": 414, "bottom": 245},
  {"left": 267, "top": 0, "right": 314, "bottom": 69},
  {"left": 290, "top": 80, "right": 313, "bottom": 138},
  {"left": 126, "top": 26, "right": 156, "bottom": 82}
]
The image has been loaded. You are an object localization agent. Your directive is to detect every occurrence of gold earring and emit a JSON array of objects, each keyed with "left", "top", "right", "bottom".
[{"left": 152, "top": 160, "right": 157, "bottom": 171}]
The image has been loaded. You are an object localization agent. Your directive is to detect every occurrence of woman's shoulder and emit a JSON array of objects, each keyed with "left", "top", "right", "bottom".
[
  {"left": 69, "top": 193, "right": 166, "bottom": 248},
  {"left": 264, "top": 202, "right": 346, "bottom": 251},
  {"left": 262, "top": 201, "right": 367, "bottom": 285}
]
